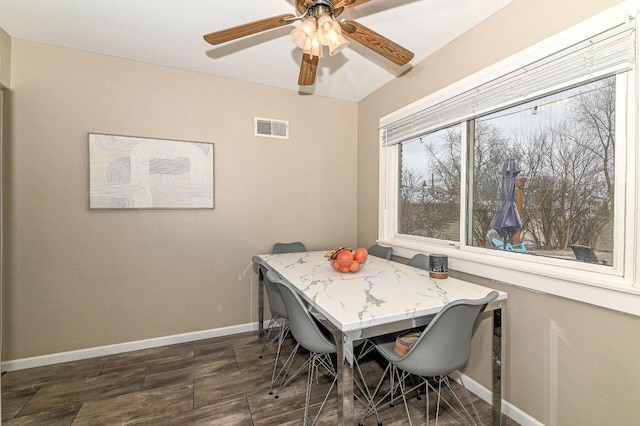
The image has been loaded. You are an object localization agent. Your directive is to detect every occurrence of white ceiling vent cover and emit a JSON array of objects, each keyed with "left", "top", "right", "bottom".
[{"left": 254, "top": 117, "right": 289, "bottom": 139}]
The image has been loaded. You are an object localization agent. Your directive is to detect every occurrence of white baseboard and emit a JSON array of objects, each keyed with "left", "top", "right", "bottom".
[
  {"left": 1, "top": 321, "right": 266, "bottom": 372},
  {"left": 458, "top": 372, "right": 545, "bottom": 426}
]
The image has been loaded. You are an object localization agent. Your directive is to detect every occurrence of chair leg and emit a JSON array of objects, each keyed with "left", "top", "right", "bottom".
[
  {"left": 303, "top": 355, "right": 314, "bottom": 426},
  {"left": 268, "top": 323, "right": 285, "bottom": 394},
  {"left": 259, "top": 315, "right": 282, "bottom": 358},
  {"left": 366, "top": 368, "right": 482, "bottom": 426},
  {"left": 353, "top": 357, "right": 382, "bottom": 426},
  {"left": 425, "top": 377, "right": 430, "bottom": 426},
  {"left": 298, "top": 352, "right": 339, "bottom": 426},
  {"left": 441, "top": 374, "right": 482, "bottom": 425},
  {"left": 358, "top": 363, "right": 390, "bottom": 425},
  {"left": 280, "top": 348, "right": 309, "bottom": 389},
  {"left": 269, "top": 324, "right": 298, "bottom": 396},
  {"left": 310, "top": 353, "right": 338, "bottom": 426},
  {"left": 427, "top": 374, "right": 482, "bottom": 425},
  {"left": 395, "top": 367, "right": 413, "bottom": 426}
]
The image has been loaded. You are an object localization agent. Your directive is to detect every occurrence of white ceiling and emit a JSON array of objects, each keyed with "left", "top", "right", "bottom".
[{"left": 0, "top": 0, "right": 513, "bottom": 101}]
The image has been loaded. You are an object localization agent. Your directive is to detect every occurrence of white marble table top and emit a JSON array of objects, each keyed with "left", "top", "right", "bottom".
[{"left": 257, "top": 250, "right": 507, "bottom": 335}]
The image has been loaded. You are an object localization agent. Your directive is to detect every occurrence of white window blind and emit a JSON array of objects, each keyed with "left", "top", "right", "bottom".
[{"left": 382, "top": 20, "right": 636, "bottom": 147}]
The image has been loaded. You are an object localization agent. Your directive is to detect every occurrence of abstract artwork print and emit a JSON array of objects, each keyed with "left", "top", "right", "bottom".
[{"left": 89, "top": 133, "right": 214, "bottom": 209}]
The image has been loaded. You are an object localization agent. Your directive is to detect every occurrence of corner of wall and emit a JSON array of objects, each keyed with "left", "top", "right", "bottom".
[{"left": 0, "top": 26, "right": 12, "bottom": 88}]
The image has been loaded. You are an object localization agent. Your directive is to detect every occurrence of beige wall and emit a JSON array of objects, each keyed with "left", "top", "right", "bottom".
[
  {"left": 0, "top": 26, "right": 11, "bottom": 87},
  {"left": 358, "top": 0, "right": 640, "bottom": 424},
  {"left": 3, "top": 39, "right": 357, "bottom": 360}
]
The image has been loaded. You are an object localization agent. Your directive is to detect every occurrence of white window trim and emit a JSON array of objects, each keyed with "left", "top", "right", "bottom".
[{"left": 378, "top": 1, "right": 640, "bottom": 316}]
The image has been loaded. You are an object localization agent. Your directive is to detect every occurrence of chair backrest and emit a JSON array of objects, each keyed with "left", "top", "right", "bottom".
[
  {"left": 259, "top": 242, "right": 307, "bottom": 317},
  {"left": 368, "top": 244, "right": 392, "bottom": 260},
  {"left": 265, "top": 271, "right": 336, "bottom": 354},
  {"left": 407, "top": 254, "right": 430, "bottom": 271},
  {"left": 570, "top": 244, "right": 599, "bottom": 263},
  {"left": 273, "top": 242, "right": 307, "bottom": 254},
  {"left": 252, "top": 256, "right": 288, "bottom": 319},
  {"left": 262, "top": 266, "right": 287, "bottom": 318},
  {"left": 396, "top": 291, "right": 499, "bottom": 377}
]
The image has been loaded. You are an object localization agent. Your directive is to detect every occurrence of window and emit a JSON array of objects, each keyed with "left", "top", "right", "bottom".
[
  {"left": 399, "top": 125, "right": 461, "bottom": 241},
  {"left": 469, "top": 77, "right": 616, "bottom": 266},
  {"left": 377, "top": 3, "right": 639, "bottom": 312}
]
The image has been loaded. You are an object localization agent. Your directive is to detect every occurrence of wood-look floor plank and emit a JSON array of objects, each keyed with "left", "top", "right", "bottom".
[
  {"left": 100, "top": 342, "right": 194, "bottom": 375},
  {"left": 1, "top": 386, "right": 40, "bottom": 421},
  {"left": 18, "top": 367, "right": 147, "bottom": 416},
  {"left": 194, "top": 331, "right": 261, "bottom": 357},
  {"left": 142, "top": 352, "right": 238, "bottom": 390},
  {"left": 136, "top": 395, "right": 252, "bottom": 425},
  {"left": 72, "top": 381, "right": 193, "bottom": 425},
  {"left": 194, "top": 365, "right": 273, "bottom": 409},
  {"left": 2, "top": 404, "right": 81, "bottom": 426},
  {"left": 1, "top": 357, "right": 108, "bottom": 392}
]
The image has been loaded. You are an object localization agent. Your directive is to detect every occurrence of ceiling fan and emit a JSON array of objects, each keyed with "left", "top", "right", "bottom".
[{"left": 203, "top": 0, "right": 414, "bottom": 86}]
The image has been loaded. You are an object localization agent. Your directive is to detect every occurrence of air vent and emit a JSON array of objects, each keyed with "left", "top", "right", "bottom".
[{"left": 254, "top": 117, "right": 289, "bottom": 139}]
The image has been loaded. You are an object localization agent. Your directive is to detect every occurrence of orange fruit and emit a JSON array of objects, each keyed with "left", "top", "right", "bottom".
[
  {"left": 336, "top": 250, "right": 354, "bottom": 262},
  {"left": 349, "top": 260, "right": 361, "bottom": 272},
  {"left": 332, "top": 261, "right": 340, "bottom": 270},
  {"left": 354, "top": 248, "right": 368, "bottom": 262},
  {"left": 340, "top": 265, "right": 351, "bottom": 273}
]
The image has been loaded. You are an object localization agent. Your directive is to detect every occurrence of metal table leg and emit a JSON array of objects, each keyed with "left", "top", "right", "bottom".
[
  {"left": 258, "top": 267, "right": 265, "bottom": 340},
  {"left": 315, "top": 321, "right": 354, "bottom": 426},
  {"left": 492, "top": 305, "right": 506, "bottom": 426}
]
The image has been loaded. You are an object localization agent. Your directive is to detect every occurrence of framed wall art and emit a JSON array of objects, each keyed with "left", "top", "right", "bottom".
[{"left": 89, "top": 133, "right": 214, "bottom": 209}]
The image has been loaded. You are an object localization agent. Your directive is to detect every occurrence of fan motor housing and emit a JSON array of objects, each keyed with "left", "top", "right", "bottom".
[{"left": 295, "top": 0, "right": 344, "bottom": 17}]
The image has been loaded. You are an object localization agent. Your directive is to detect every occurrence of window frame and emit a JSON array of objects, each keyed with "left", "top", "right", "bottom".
[{"left": 377, "top": 2, "right": 640, "bottom": 316}]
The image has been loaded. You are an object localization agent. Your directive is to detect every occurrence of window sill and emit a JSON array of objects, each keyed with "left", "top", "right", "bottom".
[{"left": 379, "top": 237, "right": 640, "bottom": 317}]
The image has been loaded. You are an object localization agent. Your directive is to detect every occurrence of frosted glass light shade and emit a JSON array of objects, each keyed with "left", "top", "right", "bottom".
[
  {"left": 317, "top": 14, "right": 341, "bottom": 47},
  {"left": 290, "top": 18, "right": 317, "bottom": 50},
  {"left": 304, "top": 33, "right": 324, "bottom": 58},
  {"left": 329, "top": 33, "right": 349, "bottom": 56}
]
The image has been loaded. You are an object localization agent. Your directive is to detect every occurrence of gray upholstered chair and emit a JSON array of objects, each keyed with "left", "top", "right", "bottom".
[
  {"left": 368, "top": 244, "right": 392, "bottom": 260},
  {"left": 361, "top": 291, "right": 499, "bottom": 426},
  {"left": 407, "top": 253, "right": 430, "bottom": 270},
  {"left": 267, "top": 271, "right": 380, "bottom": 426}
]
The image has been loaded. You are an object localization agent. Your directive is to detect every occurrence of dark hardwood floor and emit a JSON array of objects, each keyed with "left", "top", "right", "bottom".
[{"left": 1, "top": 331, "right": 520, "bottom": 425}]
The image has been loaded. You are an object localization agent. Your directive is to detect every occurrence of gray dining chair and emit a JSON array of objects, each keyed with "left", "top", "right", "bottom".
[
  {"left": 266, "top": 270, "right": 380, "bottom": 426},
  {"left": 259, "top": 241, "right": 307, "bottom": 395},
  {"left": 360, "top": 291, "right": 499, "bottom": 426},
  {"left": 407, "top": 253, "right": 430, "bottom": 270},
  {"left": 368, "top": 244, "right": 392, "bottom": 260},
  {"left": 273, "top": 241, "right": 307, "bottom": 254}
]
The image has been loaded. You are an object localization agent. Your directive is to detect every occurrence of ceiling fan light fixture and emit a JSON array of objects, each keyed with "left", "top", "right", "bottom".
[
  {"left": 317, "top": 14, "right": 340, "bottom": 46},
  {"left": 328, "top": 33, "right": 349, "bottom": 56},
  {"left": 304, "top": 33, "right": 324, "bottom": 59},
  {"left": 290, "top": 17, "right": 317, "bottom": 50}
]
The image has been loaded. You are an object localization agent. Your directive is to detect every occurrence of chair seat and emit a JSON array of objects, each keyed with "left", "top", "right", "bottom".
[{"left": 371, "top": 336, "right": 403, "bottom": 363}]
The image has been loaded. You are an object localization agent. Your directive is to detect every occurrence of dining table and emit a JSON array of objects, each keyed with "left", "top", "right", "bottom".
[{"left": 253, "top": 250, "right": 508, "bottom": 425}]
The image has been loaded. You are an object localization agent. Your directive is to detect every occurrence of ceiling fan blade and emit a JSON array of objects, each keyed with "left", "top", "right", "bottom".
[
  {"left": 339, "top": 19, "right": 414, "bottom": 66},
  {"left": 333, "top": 0, "right": 371, "bottom": 8},
  {"left": 298, "top": 54, "right": 319, "bottom": 86},
  {"left": 203, "top": 14, "right": 295, "bottom": 45}
]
